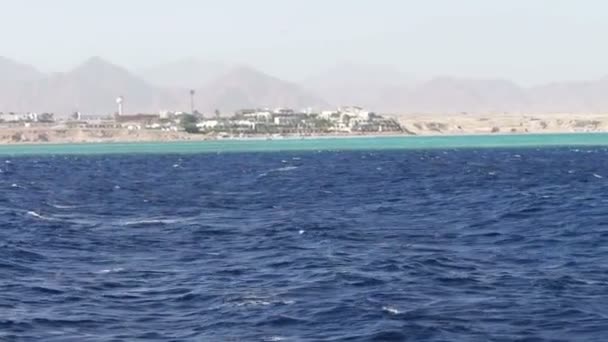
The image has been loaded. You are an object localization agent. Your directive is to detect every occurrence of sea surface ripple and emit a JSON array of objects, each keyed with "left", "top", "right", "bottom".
[{"left": 1, "top": 148, "right": 608, "bottom": 341}]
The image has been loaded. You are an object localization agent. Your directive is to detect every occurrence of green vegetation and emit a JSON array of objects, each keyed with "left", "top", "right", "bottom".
[{"left": 179, "top": 113, "right": 200, "bottom": 134}]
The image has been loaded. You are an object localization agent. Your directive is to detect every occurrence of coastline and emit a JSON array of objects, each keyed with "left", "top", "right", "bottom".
[
  {"left": 2, "top": 112, "right": 608, "bottom": 145},
  {"left": 1, "top": 112, "right": 608, "bottom": 155},
  {"left": 0, "top": 132, "right": 608, "bottom": 156}
]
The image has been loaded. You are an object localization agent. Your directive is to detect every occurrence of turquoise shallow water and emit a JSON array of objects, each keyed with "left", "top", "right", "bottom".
[{"left": 1, "top": 133, "right": 608, "bottom": 155}]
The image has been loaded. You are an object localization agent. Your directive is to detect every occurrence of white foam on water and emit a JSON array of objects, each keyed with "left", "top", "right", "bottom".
[
  {"left": 27, "top": 211, "right": 43, "bottom": 219},
  {"left": 260, "top": 166, "right": 299, "bottom": 177},
  {"left": 97, "top": 268, "right": 125, "bottom": 274},
  {"left": 123, "top": 218, "right": 181, "bottom": 226},
  {"left": 235, "top": 299, "right": 271, "bottom": 307},
  {"left": 49, "top": 204, "right": 79, "bottom": 209},
  {"left": 26, "top": 211, "right": 56, "bottom": 221},
  {"left": 382, "top": 306, "right": 401, "bottom": 315},
  {"left": 593, "top": 173, "right": 603, "bottom": 179},
  {"left": 263, "top": 337, "right": 287, "bottom": 342},
  {"left": 299, "top": 230, "right": 305, "bottom": 235},
  {"left": 275, "top": 166, "right": 298, "bottom": 172}
]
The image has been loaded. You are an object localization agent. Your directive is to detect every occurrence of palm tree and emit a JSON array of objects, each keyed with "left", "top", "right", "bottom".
[{"left": 189, "top": 89, "right": 196, "bottom": 114}]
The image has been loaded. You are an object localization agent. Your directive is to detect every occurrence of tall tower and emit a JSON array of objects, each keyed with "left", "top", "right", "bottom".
[{"left": 116, "top": 96, "right": 124, "bottom": 116}]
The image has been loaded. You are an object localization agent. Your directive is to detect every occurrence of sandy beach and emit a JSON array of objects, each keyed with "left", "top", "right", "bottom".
[{"left": 397, "top": 113, "right": 608, "bottom": 136}]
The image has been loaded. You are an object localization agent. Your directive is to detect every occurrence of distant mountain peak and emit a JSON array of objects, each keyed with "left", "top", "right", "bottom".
[
  {"left": 75, "top": 56, "right": 126, "bottom": 72},
  {"left": 0, "top": 56, "right": 44, "bottom": 83},
  {"left": 137, "top": 59, "right": 229, "bottom": 88}
]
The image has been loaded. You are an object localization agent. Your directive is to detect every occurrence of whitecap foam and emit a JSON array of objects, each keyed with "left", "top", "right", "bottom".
[
  {"left": 27, "top": 211, "right": 44, "bottom": 219},
  {"left": 97, "top": 267, "right": 125, "bottom": 274},
  {"left": 259, "top": 166, "right": 299, "bottom": 177},
  {"left": 275, "top": 166, "right": 298, "bottom": 172},
  {"left": 49, "top": 203, "right": 79, "bottom": 209},
  {"left": 382, "top": 306, "right": 401, "bottom": 314},
  {"left": 26, "top": 211, "right": 55, "bottom": 221},
  {"left": 263, "top": 337, "right": 287, "bottom": 342},
  {"left": 593, "top": 173, "right": 603, "bottom": 179},
  {"left": 123, "top": 218, "right": 181, "bottom": 226},
  {"left": 235, "top": 299, "right": 271, "bottom": 307}
]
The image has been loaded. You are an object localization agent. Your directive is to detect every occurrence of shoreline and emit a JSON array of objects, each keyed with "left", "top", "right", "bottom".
[
  {"left": 2, "top": 112, "right": 608, "bottom": 145},
  {"left": 1, "top": 130, "right": 608, "bottom": 146},
  {"left": 0, "top": 132, "right": 607, "bottom": 157}
]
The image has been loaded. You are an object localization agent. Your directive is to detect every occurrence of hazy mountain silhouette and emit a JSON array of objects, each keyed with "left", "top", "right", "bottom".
[
  {"left": 0, "top": 57, "right": 45, "bottom": 111},
  {"left": 2, "top": 56, "right": 608, "bottom": 115},
  {"left": 0, "top": 56, "right": 44, "bottom": 84},
  {"left": 137, "top": 58, "right": 229, "bottom": 89},
  {"left": 2, "top": 57, "right": 179, "bottom": 115},
  {"left": 393, "top": 77, "right": 531, "bottom": 114},
  {"left": 529, "top": 78, "right": 608, "bottom": 113},
  {"left": 302, "top": 63, "right": 415, "bottom": 111},
  {"left": 196, "top": 66, "right": 327, "bottom": 113}
]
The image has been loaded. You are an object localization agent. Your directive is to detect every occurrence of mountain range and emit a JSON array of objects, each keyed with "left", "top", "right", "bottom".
[{"left": 1, "top": 56, "right": 608, "bottom": 116}]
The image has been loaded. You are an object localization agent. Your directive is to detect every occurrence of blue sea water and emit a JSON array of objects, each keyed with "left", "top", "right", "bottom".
[{"left": 1, "top": 148, "right": 608, "bottom": 341}]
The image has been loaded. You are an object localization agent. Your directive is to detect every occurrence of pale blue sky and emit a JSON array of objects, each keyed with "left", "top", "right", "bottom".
[{"left": 0, "top": 0, "right": 606, "bottom": 84}]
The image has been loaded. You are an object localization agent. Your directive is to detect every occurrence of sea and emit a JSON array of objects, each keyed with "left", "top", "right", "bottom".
[{"left": 1, "top": 135, "right": 608, "bottom": 341}]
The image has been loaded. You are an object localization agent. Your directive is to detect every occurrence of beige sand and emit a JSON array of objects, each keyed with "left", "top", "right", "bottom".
[{"left": 397, "top": 113, "right": 608, "bottom": 135}]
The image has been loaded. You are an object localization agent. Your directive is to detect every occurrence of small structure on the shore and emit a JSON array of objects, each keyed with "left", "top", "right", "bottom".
[{"left": 116, "top": 96, "right": 124, "bottom": 116}]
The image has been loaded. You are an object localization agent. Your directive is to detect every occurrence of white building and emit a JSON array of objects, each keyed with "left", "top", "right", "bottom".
[
  {"left": 197, "top": 120, "right": 220, "bottom": 129},
  {"left": 243, "top": 111, "right": 272, "bottom": 122},
  {"left": 340, "top": 106, "right": 371, "bottom": 120},
  {"left": 0, "top": 112, "right": 32, "bottom": 123},
  {"left": 319, "top": 110, "right": 339, "bottom": 120}
]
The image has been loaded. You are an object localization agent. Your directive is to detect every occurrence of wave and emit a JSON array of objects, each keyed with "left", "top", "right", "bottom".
[
  {"left": 259, "top": 166, "right": 299, "bottom": 177},
  {"left": 382, "top": 306, "right": 402, "bottom": 315},
  {"left": 47, "top": 203, "right": 80, "bottom": 209},
  {"left": 122, "top": 218, "right": 183, "bottom": 226},
  {"left": 26, "top": 211, "right": 56, "bottom": 221},
  {"left": 96, "top": 267, "right": 125, "bottom": 274}
]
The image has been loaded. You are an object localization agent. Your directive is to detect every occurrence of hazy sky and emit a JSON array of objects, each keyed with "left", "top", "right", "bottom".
[{"left": 1, "top": 0, "right": 606, "bottom": 85}]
